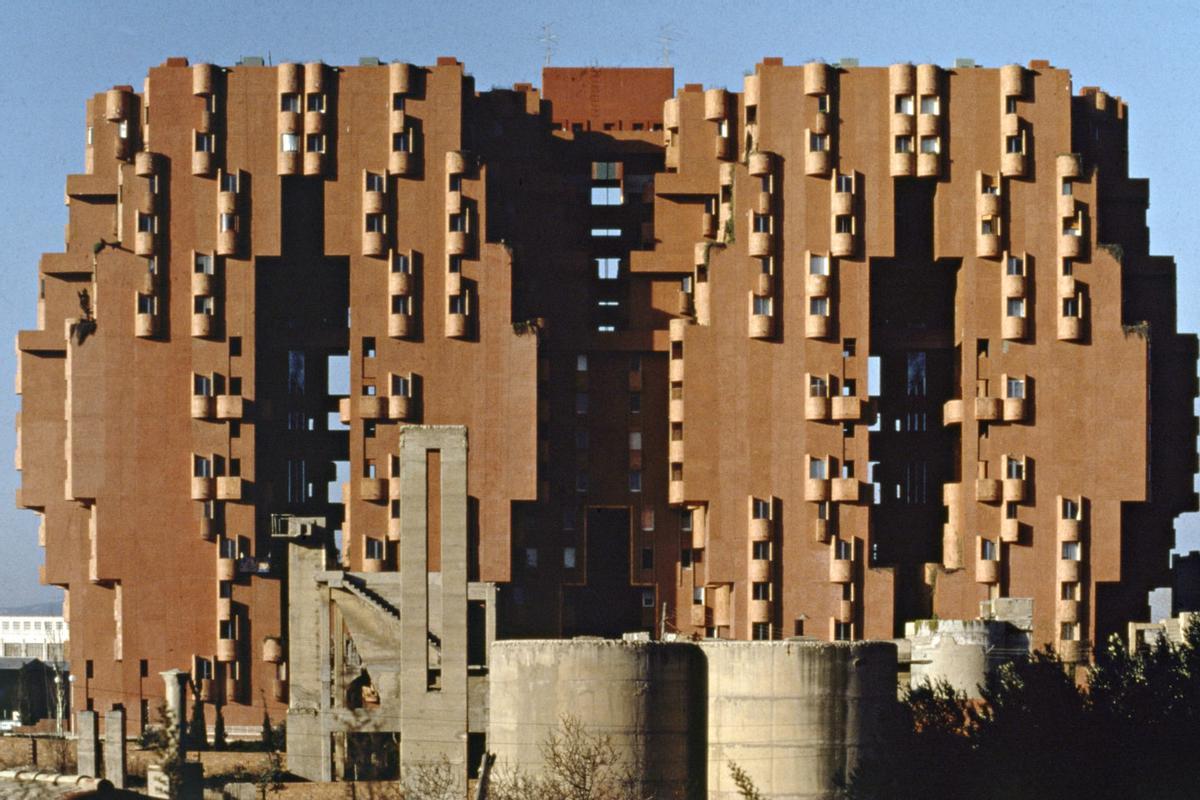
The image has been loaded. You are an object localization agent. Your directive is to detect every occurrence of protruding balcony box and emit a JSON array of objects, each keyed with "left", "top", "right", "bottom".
[
  {"left": 831, "top": 190, "right": 853, "bottom": 217},
  {"left": 975, "top": 478, "right": 1001, "bottom": 503},
  {"left": 1057, "top": 193, "right": 1075, "bottom": 219},
  {"left": 701, "top": 212, "right": 717, "bottom": 239},
  {"left": 362, "top": 190, "right": 385, "bottom": 216},
  {"left": 1001, "top": 315, "right": 1027, "bottom": 340},
  {"left": 668, "top": 358, "right": 684, "bottom": 383},
  {"left": 1057, "top": 599, "right": 1080, "bottom": 624},
  {"left": 831, "top": 232, "right": 854, "bottom": 257},
  {"left": 1000, "top": 113, "right": 1020, "bottom": 138},
  {"left": 811, "top": 112, "right": 829, "bottom": 136},
  {"left": 261, "top": 638, "right": 282, "bottom": 662},
  {"left": 358, "top": 395, "right": 386, "bottom": 419},
  {"left": 389, "top": 108, "right": 407, "bottom": 134},
  {"left": 1000, "top": 152, "right": 1026, "bottom": 177},
  {"left": 105, "top": 88, "right": 128, "bottom": 121},
  {"left": 743, "top": 72, "right": 760, "bottom": 108},
  {"left": 805, "top": 396, "right": 830, "bottom": 420},
  {"left": 663, "top": 97, "right": 680, "bottom": 130},
  {"left": 1057, "top": 559, "right": 1081, "bottom": 583},
  {"left": 445, "top": 150, "right": 467, "bottom": 176},
  {"left": 216, "top": 395, "right": 244, "bottom": 420},
  {"left": 134, "top": 151, "right": 157, "bottom": 177},
  {"left": 1000, "top": 517, "right": 1020, "bottom": 543},
  {"left": 135, "top": 313, "right": 158, "bottom": 338},
  {"left": 360, "top": 478, "right": 386, "bottom": 502},
  {"left": 445, "top": 312, "right": 467, "bottom": 339},
  {"left": 668, "top": 439, "right": 684, "bottom": 463},
  {"left": 749, "top": 516, "right": 771, "bottom": 541},
  {"left": 216, "top": 639, "right": 237, "bottom": 663},
  {"left": 192, "top": 272, "right": 215, "bottom": 297},
  {"left": 694, "top": 242, "right": 712, "bottom": 267},
  {"left": 1059, "top": 233, "right": 1082, "bottom": 259},
  {"left": 388, "top": 395, "right": 413, "bottom": 421},
  {"left": 976, "top": 558, "right": 1000, "bottom": 584},
  {"left": 303, "top": 150, "right": 325, "bottom": 176},
  {"left": 197, "top": 110, "right": 216, "bottom": 135},
  {"left": 191, "top": 396, "right": 215, "bottom": 420},
  {"left": 669, "top": 398, "right": 684, "bottom": 422},
  {"left": 748, "top": 599, "right": 770, "bottom": 623},
  {"left": 362, "top": 231, "right": 386, "bottom": 258},
  {"left": 1000, "top": 397, "right": 1026, "bottom": 422},
  {"left": 703, "top": 88, "right": 727, "bottom": 121},
  {"left": 447, "top": 230, "right": 468, "bottom": 256},
  {"left": 668, "top": 479, "right": 685, "bottom": 505},
  {"left": 388, "top": 271, "right": 412, "bottom": 296},
  {"left": 915, "top": 64, "right": 939, "bottom": 96},
  {"left": 802, "top": 60, "right": 829, "bottom": 95},
  {"left": 916, "top": 113, "right": 939, "bottom": 138},
  {"left": 278, "top": 63, "right": 302, "bottom": 94},
  {"left": 193, "top": 63, "right": 215, "bottom": 96},
  {"left": 754, "top": 272, "right": 774, "bottom": 296},
  {"left": 135, "top": 231, "right": 156, "bottom": 257},
  {"left": 387, "top": 516, "right": 402, "bottom": 541},
  {"left": 813, "top": 518, "right": 830, "bottom": 543},
  {"left": 806, "top": 314, "right": 831, "bottom": 339},
  {"left": 191, "top": 476, "right": 215, "bottom": 501},
  {"left": 1059, "top": 640, "right": 1087, "bottom": 663},
  {"left": 337, "top": 397, "right": 352, "bottom": 424},
  {"left": 1001, "top": 274, "right": 1026, "bottom": 298},
  {"left": 1058, "top": 518, "right": 1081, "bottom": 542},
  {"left": 303, "top": 62, "right": 325, "bottom": 93},
  {"left": 389, "top": 61, "right": 413, "bottom": 95},
  {"left": 303, "top": 110, "right": 326, "bottom": 135},
  {"left": 690, "top": 604, "right": 710, "bottom": 628},
  {"left": 754, "top": 191, "right": 772, "bottom": 216},
  {"left": 1058, "top": 275, "right": 1077, "bottom": 298},
  {"left": 805, "top": 149, "right": 831, "bottom": 176},
  {"left": 943, "top": 525, "right": 963, "bottom": 570},
  {"left": 1055, "top": 153, "right": 1081, "bottom": 178},
  {"left": 445, "top": 189, "right": 463, "bottom": 214},
  {"left": 1000, "top": 64, "right": 1025, "bottom": 97},
  {"left": 278, "top": 150, "right": 300, "bottom": 176},
  {"left": 831, "top": 397, "right": 861, "bottom": 422},
  {"left": 890, "top": 152, "right": 915, "bottom": 177},
  {"left": 748, "top": 313, "right": 773, "bottom": 339},
  {"left": 747, "top": 559, "right": 770, "bottom": 584},
  {"left": 943, "top": 399, "right": 964, "bottom": 425},
  {"left": 192, "top": 150, "right": 215, "bottom": 177},
  {"left": 216, "top": 557, "right": 236, "bottom": 582},
  {"left": 217, "top": 227, "right": 237, "bottom": 258},
  {"left": 278, "top": 109, "right": 301, "bottom": 135},
  {"left": 832, "top": 478, "right": 860, "bottom": 503},
  {"left": 889, "top": 63, "right": 915, "bottom": 95},
  {"left": 805, "top": 273, "right": 830, "bottom": 297},
  {"left": 216, "top": 477, "right": 242, "bottom": 501},
  {"left": 916, "top": 152, "right": 939, "bottom": 177},
  {"left": 977, "top": 192, "right": 1000, "bottom": 218},
  {"left": 829, "top": 557, "right": 852, "bottom": 584},
  {"left": 719, "top": 162, "right": 736, "bottom": 186},
  {"left": 977, "top": 231, "right": 1001, "bottom": 259},
  {"left": 805, "top": 478, "right": 831, "bottom": 503},
  {"left": 747, "top": 152, "right": 771, "bottom": 177},
  {"left": 192, "top": 313, "right": 215, "bottom": 338},
  {"left": 388, "top": 313, "right": 414, "bottom": 339},
  {"left": 890, "top": 113, "right": 915, "bottom": 138},
  {"left": 1058, "top": 316, "right": 1083, "bottom": 341},
  {"left": 389, "top": 150, "right": 415, "bottom": 176}
]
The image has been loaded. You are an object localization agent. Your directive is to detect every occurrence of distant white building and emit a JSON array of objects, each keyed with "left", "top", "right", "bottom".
[{"left": 0, "top": 617, "right": 68, "bottom": 663}]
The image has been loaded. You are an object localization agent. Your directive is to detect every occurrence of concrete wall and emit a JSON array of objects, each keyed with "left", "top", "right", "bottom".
[{"left": 489, "top": 639, "right": 897, "bottom": 800}]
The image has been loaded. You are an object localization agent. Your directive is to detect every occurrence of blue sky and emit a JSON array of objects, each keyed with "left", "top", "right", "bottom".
[{"left": 1, "top": 0, "right": 1197, "bottom": 606}]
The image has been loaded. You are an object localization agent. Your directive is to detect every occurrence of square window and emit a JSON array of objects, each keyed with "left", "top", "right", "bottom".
[
  {"left": 365, "top": 213, "right": 385, "bottom": 233},
  {"left": 753, "top": 295, "right": 772, "bottom": 316},
  {"left": 576, "top": 393, "right": 588, "bottom": 414},
  {"left": 809, "top": 458, "right": 827, "bottom": 480},
  {"left": 306, "top": 93, "right": 325, "bottom": 113},
  {"left": 220, "top": 172, "right": 239, "bottom": 193},
  {"left": 563, "top": 547, "right": 577, "bottom": 569},
  {"left": 392, "top": 93, "right": 406, "bottom": 111},
  {"left": 752, "top": 540, "right": 770, "bottom": 560},
  {"left": 595, "top": 257, "right": 620, "bottom": 279},
  {"left": 817, "top": 94, "right": 830, "bottom": 113},
  {"left": 392, "top": 252, "right": 410, "bottom": 274},
  {"left": 305, "top": 134, "right": 325, "bottom": 153},
  {"left": 642, "top": 590, "right": 656, "bottom": 609},
  {"left": 194, "top": 253, "right": 213, "bottom": 274},
  {"left": 919, "top": 95, "right": 940, "bottom": 115},
  {"left": 219, "top": 213, "right": 236, "bottom": 232},
  {"left": 392, "top": 131, "right": 410, "bottom": 152},
  {"left": 810, "top": 297, "right": 829, "bottom": 317},
  {"left": 281, "top": 133, "right": 300, "bottom": 152},
  {"left": 894, "top": 135, "right": 914, "bottom": 154},
  {"left": 1006, "top": 134, "right": 1023, "bottom": 154},
  {"left": 919, "top": 136, "right": 939, "bottom": 154},
  {"left": 590, "top": 186, "right": 622, "bottom": 205},
  {"left": 365, "top": 172, "right": 385, "bottom": 192},
  {"left": 629, "top": 471, "right": 642, "bottom": 493},
  {"left": 894, "top": 95, "right": 914, "bottom": 115},
  {"left": 1006, "top": 297, "right": 1025, "bottom": 318},
  {"left": 1063, "top": 297, "right": 1079, "bottom": 317},
  {"left": 1006, "top": 255, "right": 1024, "bottom": 276},
  {"left": 809, "top": 132, "right": 829, "bottom": 152},
  {"left": 365, "top": 538, "right": 384, "bottom": 560},
  {"left": 1062, "top": 541, "right": 1080, "bottom": 560},
  {"left": 836, "top": 174, "right": 853, "bottom": 193},
  {"left": 835, "top": 215, "right": 853, "bottom": 234},
  {"left": 753, "top": 622, "right": 771, "bottom": 640},
  {"left": 1006, "top": 96, "right": 1018, "bottom": 114},
  {"left": 752, "top": 582, "right": 770, "bottom": 601},
  {"left": 281, "top": 93, "right": 300, "bottom": 113}
]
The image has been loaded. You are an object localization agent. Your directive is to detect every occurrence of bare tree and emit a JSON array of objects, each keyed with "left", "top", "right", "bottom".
[
  {"left": 400, "top": 754, "right": 459, "bottom": 800},
  {"left": 490, "top": 715, "right": 642, "bottom": 800}
]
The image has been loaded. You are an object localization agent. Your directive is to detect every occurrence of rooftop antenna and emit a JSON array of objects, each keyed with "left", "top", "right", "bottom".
[
  {"left": 657, "top": 23, "right": 679, "bottom": 67},
  {"left": 539, "top": 23, "right": 558, "bottom": 66}
]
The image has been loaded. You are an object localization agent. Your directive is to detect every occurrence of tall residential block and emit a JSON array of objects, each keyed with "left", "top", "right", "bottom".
[{"left": 17, "top": 56, "right": 1196, "bottom": 727}]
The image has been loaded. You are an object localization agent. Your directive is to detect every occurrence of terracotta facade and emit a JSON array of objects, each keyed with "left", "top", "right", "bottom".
[{"left": 17, "top": 56, "right": 1197, "bottom": 725}]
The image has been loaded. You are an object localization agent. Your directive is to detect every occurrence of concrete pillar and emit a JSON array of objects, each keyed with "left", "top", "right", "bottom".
[
  {"left": 286, "top": 520, "right": 336, "bottom": 781},
  {"left": 76, "top": 710, "right": 99, "bottom": 777},
  {"left": 104, "top": 707, "right": 127, "bottom": 788},
  {"left": 159, "top": 669, "right": 189, "bottom": 756}
]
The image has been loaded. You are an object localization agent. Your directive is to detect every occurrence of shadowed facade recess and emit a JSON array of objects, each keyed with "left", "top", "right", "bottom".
[{"left": 15, "top": 55, "right": 1197, "bottom": 728}]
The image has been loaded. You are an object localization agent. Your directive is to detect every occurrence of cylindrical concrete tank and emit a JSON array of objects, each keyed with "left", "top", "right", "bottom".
[
  {"left": 905, "top": 619, "right": 1001, "bottom": 699},
  {"left": 489, "top": 639, "right": 705, "bottom": 799},
  {"left": 702, "top": 640, "right": 897, "bottom": 800}
]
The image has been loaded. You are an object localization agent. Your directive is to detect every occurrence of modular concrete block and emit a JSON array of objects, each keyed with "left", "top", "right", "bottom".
[
  {"left": 76, "top": 710, "right": 99, "bottom": 777},
  {"left": 104, "top": 707, "right": 126, "bottom": 788}
]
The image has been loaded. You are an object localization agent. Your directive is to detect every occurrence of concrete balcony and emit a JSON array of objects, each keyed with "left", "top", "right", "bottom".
[
  {"left": 1057, "top": 559, "right": 1081, "bottom": 582},
  {"left": 358, "top": 395, "right": 386, "bottom": 419},
  {"left": 304, "top": 109, "right": 326, "bottom": 134},
  {"left": 1058, "top": 518, "right": 1081, "bottom": 541},
  {"left": 1002, "top": 478, "right": 1026, "bottom": 502},
  {"left": 446, "top": 189, "right": 463, "bottom": 215},
  {"left": 1002, "top": 398, "right": 1027, "bottom": 422},
  {"left": 831, "top": 232, "right": 854, "bottom": 257},
  {"left": 748, "top": 599, "right": 770, "bottom": 624},
  {"left": 192, "top": 313, "right": 215, "bottom": 339},
  {"left": 748, "top": 152, "right": 772, "bottom": 176},
  {"left": 1058, "top": 639, "right": 1087, "bottom": 663},
  {"left": 975, "top": 397, "right": 1002, "bottom": 421},
  {"left": 701, "top": 212, "right": 717, "bottom": 240},
  {"left": 388, "top": 312, "right": 414, "bottom": 339},
  {"left": 805, "top": 396, "right": 830, "bottom": 421},
  {"left": 803, "top": 61, "right": 829, "bottom": 95},
  {"left": 832, "top": 478, "right": 860, "bottom": 503},
  {"left": 389, "top": 395, "right": 413, "bottom": 420},
  {"left": 1000, "top": 152, "right": 1026, "bottom": 177},
  {"left": 889, "top": 63, "right": 915, "bottom": 95},
  {"left": 199, "top": 515, "right": 214, "bottom": 541},
  {"left": 805, "top": 149, "right": 832, "bottom": 176},
  {"left": 1057, "top": 193, "right": 1075, "bottom": 219},
  {"left": 943, "top": 399, "right": 963, "bottom": 425},
  {"left": 389, "top": 476, "right": 402, "bottom": 500},
  {"left": 445, "top": 312, "right": 468, "bottom": 339},
  {"left": 1058, "top": 275, "right": 1077, "bottom": 298},
  {"left": 191, "top": 477, "right": 215, "bottom": 501},
  {"left": 1055, "top": 153, "right": 1081, "bottom": 178},
  {"left": 360, "top": 478, "right": 387, "bottom": 502},
  {"left": 303, "top": 150, "right": 326, "bottom": 175},
  {"left": 134, "top": 151, "right": 157, "bottom": 176},
  {"left": 690, "top": 604, "right": 710, "bottom": 628},
  {"left": 262, "top": 637, "right": 283, "bottom": 664},
  {"left": 977, "top": 231, "right": 1001, "bottom": 259},
  {"left": 755, "top": 191, "right": 772, "bottom": 215},
  {"left": 1002, "top": 274, "right": 1026, "bottom": 298},
  {"left": 668, "top": 439, "right": 684, "bottom": 463},
  {"left": 805, "top": 315, "right": 831, "bottom": 339},
  {"left": 191, "top": 396, "right": 215, "bottom": 420},
  {"left": 890, "top": 152, "right": 914, "bottom": 177},
  {"left": 363, "top": 231, "right": 387, "bottom": 258},
  {"left": 747, "top": 232, "right": 774, "bottom": 257},
  {"left": 831, "top": 397, "right": 863, "bottom": 422},
  {"left": 749, "top": 517, "right": 771, "bottom": 541},
  {"left": 829, "top": 558, "right": 852, "bottom": 584},
  {"left": 805, "top": 478, "right": 831, "bottom": 502},
  {"left": 813, "top": 518, "right": 830, "bottom": 543},
  {"left": 748, "top": 314, "right": 774, "bottom": 339},
  {"left": 747, "top": 559, "right": 770, "bottom": 584},
  {"left": 1000, "top": 517, "right": 1020, "bottom": 543},
  {"left": 389, "top": 151, "right": 415, "bottom": 177},
  {"left": 1059, "top": 233, "right": 1082, "bottom": 258},
  {"left": 216, "top": 557, "right": 236, "bottom": 582},
  {"left": 362, "top": 190, "right": 385, "bottom": 216},
  {"left": 216, "top": 228, "right": 237, "bottom": 257},
  {"left": 192, "top": 151, "right": 215, "bottom": 177},
  {"left": 975, "top": 478, "right": 1001, "bottom": 503},
  {"left": 831, "top": 190, "right": 853, "bottom": 216},
  {"left": 446, "top": 231, "right": 468, "bottom": 256},
  {"left": 668, "top": 358, "right": 684, "bottom": 382},
  {"left": 916, "top": 152, "right": 939, "bottom": 177},
  {"left": 216, "top": 395, "right": 244, "bottom": 420},
  {"left": 1058, "top": 316, "right": 1083, "bottom": 341},
  {"left": 1057, "top": 599, "right": 1080, "bottom": 624},
  {"left": 1001, "top": 315, "right": 1027, "bottom": 341},
  {"left": 668, "top": 479, "right": 685, "bottom": 505},
  {"left": 890, "top": 112, "right": 915, "bottom": 137},
  {"left": 806, "top": 273, "right": 831, "bottom": 297},
  {"left": 388, "top": 271, "right": 413, "bottom": 295},
  {"left": 389, "top": 61, "right": 413, "bottom": 95},
  {"left": 135, "top": 231, "right": 157, "bottom": 257},
  {"left": 216, "top": 598, "right": 232, "bottom": 621},
  {"left": 977, "top": 192, "right": 1000, "bottom": 218},
  {"left": 669, "top": 399, "right": 684, "bottom": 422},
  {"left": 192, "top": 272, "right": 215, "bottom": 297},
  {"left": 976, "top": 558, "right": 999, "bottom": 584},
  {"left": 216, "top": 639, "right": 236, "bottom": 663},
  {"left": 445, "top": 270, "right": 463, "bottom": 296},
  {"left": 277, "top": 150, "right": 300, "bottom": 176},
  {"left": 713, "top": 136, "right": 733, "bottom": 160},
  {"left": 942, "top": 525, "right": 963, "bottom": 570},
  {"left": 1000, "top": 113, "right": 1020, "bottom": 138},
  {"left": 216, "top": 477, "right": 242, "bottom": 501},
  {"left": 446, "top": 149, "right": 467, "bottom": 175},
  {"left": 1000, "top": 64, "right": 1025, "bottom": 97}
]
